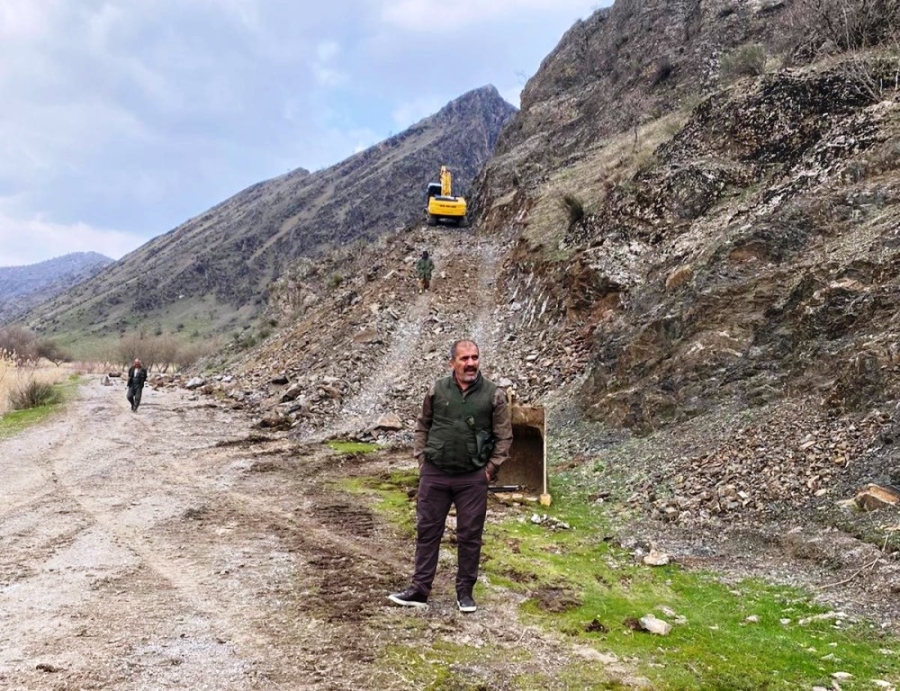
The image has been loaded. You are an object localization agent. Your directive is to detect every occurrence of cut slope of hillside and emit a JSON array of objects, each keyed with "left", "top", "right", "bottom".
[{"left": 22, "top": 86, "right": 516, "bottom": 348}]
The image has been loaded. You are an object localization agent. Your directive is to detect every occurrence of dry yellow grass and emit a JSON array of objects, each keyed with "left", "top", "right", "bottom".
[
  {"left": 0, "top": 356, "right": 71, "bottom": 416},
  {"left": 523, "top": 110, "right": 690, "bottom": 254}
]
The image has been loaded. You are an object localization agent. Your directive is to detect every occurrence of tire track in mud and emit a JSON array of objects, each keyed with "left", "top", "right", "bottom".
[
  {"left": 2, "top": 372, "right": 633, "bottom": 690},
  {"left": 141, "top": 435, "right": 426, "bottom": 689},
  {"left": 5, "top": 381, "right": 425, "bottom": 689}
]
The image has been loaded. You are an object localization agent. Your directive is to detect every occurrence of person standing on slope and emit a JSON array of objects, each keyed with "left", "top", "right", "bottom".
[
  {"left": 389, "top": 339, "right": 513, "bottom": 613},
  {"left": 126, "top": 358, "right": 148, "bottom": 412},
  {"left": 416, "top": 250, "right": 434, "bottom": 293}
]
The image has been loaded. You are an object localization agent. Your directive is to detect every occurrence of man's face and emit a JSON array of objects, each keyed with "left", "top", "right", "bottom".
[{"left": 450, "top": 342, "right": 479, "bottom": 386}]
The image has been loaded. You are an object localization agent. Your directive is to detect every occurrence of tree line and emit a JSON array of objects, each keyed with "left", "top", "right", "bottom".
[{"left": 0, "top": 326, "right": 217, "bottom": 372}]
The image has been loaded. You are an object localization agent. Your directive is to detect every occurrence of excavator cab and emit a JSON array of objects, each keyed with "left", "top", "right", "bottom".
[{"left": 425, "top": 165, "right": 468, "bottom": 227}]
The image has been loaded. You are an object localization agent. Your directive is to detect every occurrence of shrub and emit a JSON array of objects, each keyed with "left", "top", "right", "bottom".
[
  {"left": 35, "top": 339, "right": 71, "bottom": 365},
  {"left": 560, "top": 194, "right": 586, "bottom": 227},
  {"left": 0, "top": 325, "right": 38, "bottom": 363},
  {"left": 172, "top": 340, "right": 219, "bottom": 370},
  {"left": 721, "top": 43, "right": 767, "bottom": 81},
  {"left": 9, "top": 379, "right": 60, "bottom": 411},
  {"left": 650, "top": 57, "right": 675, "bottom": 87}
]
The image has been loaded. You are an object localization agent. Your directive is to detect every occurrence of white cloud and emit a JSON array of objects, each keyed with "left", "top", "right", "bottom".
[
  {"left": 0, "top": 0, "right": 608, "bottom": 266},
  {"left": 312, "top": 40, "right": 347, "bottom": 87},
  {"left": 0, "top": 0, "right": 58, "bottom": 41},
  {"left": 378, "top": 0, "right": 595, "bottom": 31},
  {"left": 317, "top": 41, "right": 341, "bottom": 62},
  {"left": 198, "top": 0, "right": 262, "bottom": 32},
  {"left": 392, "top": 96, "right": 445, "bottom": 130},
  {"left": 0, "top": 201, "right": 141, "bottom": 266}
]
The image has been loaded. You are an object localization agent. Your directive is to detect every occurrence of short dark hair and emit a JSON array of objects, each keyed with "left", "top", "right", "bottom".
[{"left": 449, "top": 339, "right": 479, "bottom": 360}]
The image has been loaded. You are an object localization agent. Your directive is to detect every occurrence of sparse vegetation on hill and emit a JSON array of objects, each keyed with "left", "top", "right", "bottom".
[
  {"left": 18, "top": 87, "right": 517, "bottom": 351},
  {"left": 0, "top": 251, "right": 112, "bottom": 324}
]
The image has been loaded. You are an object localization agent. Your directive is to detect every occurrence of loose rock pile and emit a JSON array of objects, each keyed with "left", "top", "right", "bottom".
[
  {"left": 633, "top": 403, "right": 896, "bottom": 525},
  {"left": 188, "top": 226, "right": 594, "bottom": 444}
]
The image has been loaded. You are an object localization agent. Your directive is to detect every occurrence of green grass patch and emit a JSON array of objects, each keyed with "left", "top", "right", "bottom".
[
  {"left": 0, "top": 377, "right": 79, "bottom": 439},
  {"left": 327, "top": 440, "right": 380, "bottom": 454},
  {"left": 373, "top": 639, "right": 624, "bottom": 690},
  {"left": 354, "top": 471, "right": 900, "bottom": 689},
  {"left": 342, "top": 469, "right": 419, "bottom": 536},
  {"left": 489, "top": 479, "right": 900, "bottom": 689}
]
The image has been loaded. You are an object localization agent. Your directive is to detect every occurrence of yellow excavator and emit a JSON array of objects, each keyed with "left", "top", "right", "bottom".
[{"left": 425, "top": 165, "right": 468, "bottom": 227}]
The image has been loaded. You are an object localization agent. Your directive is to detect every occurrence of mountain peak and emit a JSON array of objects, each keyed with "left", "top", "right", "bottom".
[{"left": 21, "top": 91, "right": 517, "bottom": 344}]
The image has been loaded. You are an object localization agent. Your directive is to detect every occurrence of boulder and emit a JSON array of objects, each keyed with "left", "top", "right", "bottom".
[
  {"left": 638, "top": 614, "right": 672, "bottom": 636},
  {"left": 854, "top": 484, "right": 900, "bottom": 511},
  {"left": 369, "top": 413, "right": 403, "bottom": 431}
]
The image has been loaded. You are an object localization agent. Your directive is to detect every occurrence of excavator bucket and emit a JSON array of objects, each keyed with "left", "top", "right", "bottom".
[{"left": 495, "top": 400, "right": 549, "bottom": 504}]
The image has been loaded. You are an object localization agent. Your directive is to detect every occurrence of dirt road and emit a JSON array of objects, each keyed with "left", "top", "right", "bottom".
[{"left": 0, "top": 378, "right": 624, "bottom": 690}]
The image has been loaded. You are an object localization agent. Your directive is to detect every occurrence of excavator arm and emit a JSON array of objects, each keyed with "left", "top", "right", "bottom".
[{"left": 440, "top": 165, "right": 452, "bottom": 197}]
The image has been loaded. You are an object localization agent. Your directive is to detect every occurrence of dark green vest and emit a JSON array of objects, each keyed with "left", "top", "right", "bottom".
[{"left": 424, "top": 374, "right": 497, "bottom": 474}]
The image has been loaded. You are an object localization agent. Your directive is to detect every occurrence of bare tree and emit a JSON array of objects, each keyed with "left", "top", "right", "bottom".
[
  {"left": 0, "top": 326, "right": 38, "bottom": 364},
  {"left": 35, "top": 340, "right": 71, "bottom": 366}
]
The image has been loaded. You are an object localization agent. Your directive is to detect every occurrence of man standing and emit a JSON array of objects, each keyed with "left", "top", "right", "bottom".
[
  {"left": 389, "top": 339, "right": 513, "bottom": 612},
  {"left": 415, "top": 250, "right": 434, "bottom": 293},
  {"left": 126, "top": 358, "right": 147, "bottom": 412}
]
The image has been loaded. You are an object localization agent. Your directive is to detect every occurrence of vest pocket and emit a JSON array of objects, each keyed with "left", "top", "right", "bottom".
[
  {"left": 466, "top": 438, "right": 478, "bottom": 463},
  {"left": 424, "top": 439, "right": 444, "bottom": 464}
]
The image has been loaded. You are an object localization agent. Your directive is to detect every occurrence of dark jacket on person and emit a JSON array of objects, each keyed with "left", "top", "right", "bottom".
[
  {"left": 414, "top": 372, "right": 513, "bottom": 475},
  {"left": 127, "top": 366, "right": 147, "bottom": 390},
  {"left": 416, "top": 256, "right": 434, "bottom": 279}
]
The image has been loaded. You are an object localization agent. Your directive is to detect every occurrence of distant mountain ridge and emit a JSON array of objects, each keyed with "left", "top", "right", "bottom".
[
  {"left": 0, "top": 252, "right": 114, "bottom": 323},
  {"left": 23, "top": 85, "right": 516, "bottom": 345}
]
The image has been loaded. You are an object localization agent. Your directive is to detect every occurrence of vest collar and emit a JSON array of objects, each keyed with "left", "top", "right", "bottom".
[{"left": 452, "top": 370, "right": 483, "bottom": 394}]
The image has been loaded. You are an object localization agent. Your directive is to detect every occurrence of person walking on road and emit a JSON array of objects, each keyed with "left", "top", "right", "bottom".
[
  {"left": 389, "top": 339, "right": 513, "bottom": 613},
  {"left": 126, "top": 358, "right": 148, "bottom": 412},
  {"left": 416, "top": 250, "right": 434, "bottom": 293}
]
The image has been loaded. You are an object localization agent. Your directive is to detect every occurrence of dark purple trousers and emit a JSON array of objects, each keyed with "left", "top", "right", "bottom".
[{"left": 412, "top": 463, "right": 488, "bottom": 597}]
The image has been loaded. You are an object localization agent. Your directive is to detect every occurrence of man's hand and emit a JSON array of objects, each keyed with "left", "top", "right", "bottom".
[{"left": 485, "top": 461, "right": 499, "bottom": 483}]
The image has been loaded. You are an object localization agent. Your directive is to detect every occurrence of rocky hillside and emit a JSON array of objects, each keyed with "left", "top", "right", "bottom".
[
  {"left": 22, "top": 86, "right": 516, "bottom": 347},
  {"left": 0, "top": 252, "right": 113, "bottom": 323},
  {"left": 176, "top": 0, "right": 900, "bottom": 620},
  {"left": 470, "top": 0, "right": 900, "bottom": 432}
]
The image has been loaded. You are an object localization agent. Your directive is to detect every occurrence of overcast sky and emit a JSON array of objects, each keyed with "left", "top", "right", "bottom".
[{"left": 0, "top": 0, "right": 607, "bottom": 268}]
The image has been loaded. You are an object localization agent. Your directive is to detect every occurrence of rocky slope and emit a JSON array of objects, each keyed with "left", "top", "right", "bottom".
[
  {"left": 22, "top": 86, "right": 516, "bottom": 346},
  {"left": 174, "top": 0, "right": 900, "bottom": 621},
  {"left": 0, "top": 252, "right": 113, "bottom": 323}
]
